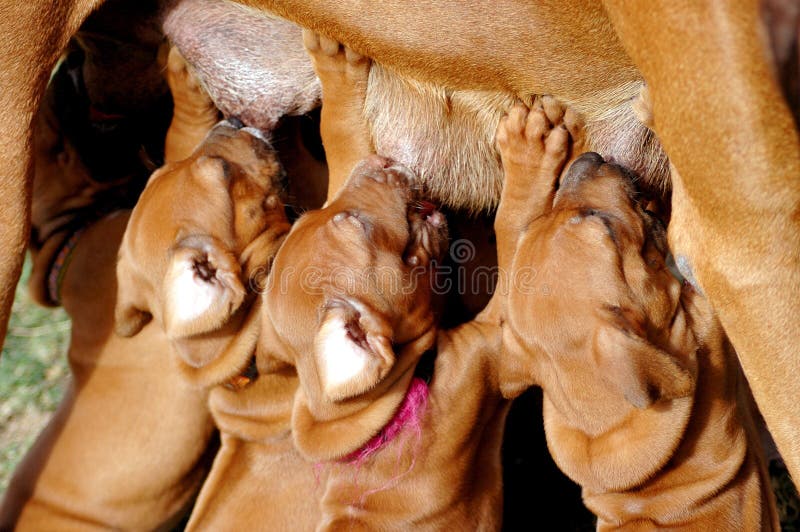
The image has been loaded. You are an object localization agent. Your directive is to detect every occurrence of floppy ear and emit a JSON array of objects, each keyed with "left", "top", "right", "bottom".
[
  {"left": 162, "top": 234, "right": 246, "bottom": 338},
  {"left": 114, "top": 254, "right": 152, "bottom": 337},
  {"left": 593, "top": 306, "right": 694, "bottom": 409},
  {"left": 314, "top": 300, "right": 395, "bottom": 402}
]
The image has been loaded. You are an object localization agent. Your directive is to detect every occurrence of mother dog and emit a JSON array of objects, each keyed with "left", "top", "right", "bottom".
[{"left": 1, "top": 0, "right": 798, "bottom": 487}]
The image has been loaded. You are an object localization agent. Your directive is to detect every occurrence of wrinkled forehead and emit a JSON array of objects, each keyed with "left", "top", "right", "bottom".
[
  {"left": 273, "top": 205, "right": 409, "bottom": 293},
  {"left": 198, "top": 123, "right": 280, "bottom": 173},
  {"left": 294, "top": 191, "right": 411, "bottom": 250},
  {"left": 555, "top": 174, "right": 637, "bottom": 214},
  {"left": 535, "top": 210, "right": 629, "bottom": 280},
  {"left": 199, "top": 134, "right": 266, "bottom": 165}
]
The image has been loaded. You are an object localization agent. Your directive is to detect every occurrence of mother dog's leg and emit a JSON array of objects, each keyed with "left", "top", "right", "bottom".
[
  {"left": 602, "top": 0, "right": 800, "bottom": 486},
  {"left": 0, "top": 0, "right": 101, "bottom": 351}
]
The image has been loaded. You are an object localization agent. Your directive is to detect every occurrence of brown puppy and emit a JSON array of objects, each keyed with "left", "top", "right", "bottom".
[
  {"left": 253, "top": 34, "right": 507, "bottom": 529},
  {"left": 114, "top": 109, "right": 291, "bottom": 387},
  {"left": 0, "top": 46, "right": 216, "bottom": 531},
  {"left": 179, "top": 221, "right": 325, "bottom": 527},
  {"left": 496, "top": 101, "right": 779, "bottom": 529},
  {"left": 114, "top": 46, "right": 325, "bottom": 531},
  {"left": 262, "top": 155, "right": 499, "bottom": 529},
  {"left": 183, "top": 364, "right": 325, "bottom": 530},
  {"left": 4, "top": 0, "right": 798, "bottom": 488}
]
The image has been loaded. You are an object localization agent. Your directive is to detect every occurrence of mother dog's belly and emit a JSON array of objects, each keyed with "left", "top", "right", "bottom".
[
  {"left": 366, "top": 64, "right": 669, "bottom": 211},
  {"left": 365, "top": 65, "right": 512, "bottom": 212},
  {"left": 165, "top": 0, "right": 669, "bottom": 211}
]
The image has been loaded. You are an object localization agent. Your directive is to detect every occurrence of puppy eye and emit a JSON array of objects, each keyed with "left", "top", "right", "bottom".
[
  {"left": 576, "top": 209, "right": 619, "bottom": 244},
  {"left": 218, "top": 158, "right": 232, "bottom": 179},
  {"left": 569, "top": 208, "right": 601, "bottom": 225},
  {"left": 330, "top": 210, "right": 377, "bottom": 243},
  {"left": 333, "top": 210, "right": 363, "bottom": 228}
]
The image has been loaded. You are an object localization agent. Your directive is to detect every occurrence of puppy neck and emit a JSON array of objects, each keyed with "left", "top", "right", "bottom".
[
  {"left": 209, "top": 364, "right": 300, "bottom": 444},
  {"left": 292, "top": 336, "right": 436, "bottom": 462},
  {"left": 292, "top": 367, "right": 417, "bottom": 462},
  {"left": 340, "top": 349, "right": 436, "bottom": 464},
  {"left": 172, "top": 296, "right": 263, "bottom": 388}
]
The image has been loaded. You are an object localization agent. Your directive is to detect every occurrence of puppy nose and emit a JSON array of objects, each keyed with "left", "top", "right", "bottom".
[{"left": 560, "top": 152, "right": 605, "bottom": 189}]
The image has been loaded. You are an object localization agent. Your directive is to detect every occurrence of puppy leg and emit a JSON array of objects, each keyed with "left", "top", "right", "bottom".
[
  {"left": 303, "top": 30, "right": 372, "bottom": 200},
  {"left": 164, "top": 46, "right": 219, "bottom": 163},
  {"left": 494, "top": 98, "right": 570, "bottom": 268}
]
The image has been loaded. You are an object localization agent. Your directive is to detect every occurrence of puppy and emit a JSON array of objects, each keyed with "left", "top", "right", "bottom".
[
  {"left": 256, "top": 155, "right": 515, "bottom": 529},
  {"left": 254, "top": 33, "right": 511, "bottom": 528},
  {"left": 496, "top": 101, "right": 779, "bottom": 529},
  {"left": 182, "top": 356, "right": 325, "bottom": 530},
  {"left": 0, "top": 47, "right": 216, "bottom": 530},
  {"left": 114, "top": 100, "right": 292, "bottom": 387},
  {"left": 179, "top": 196, "right": 326, "bottom": 528},
  {"left": 102, "top": 46, "right": 328, "bottom": 530}
]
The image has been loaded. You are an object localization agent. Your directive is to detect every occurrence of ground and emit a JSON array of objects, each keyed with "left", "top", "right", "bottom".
[{"left": 0, "top": 257, "right": 70, "bottom": 493}]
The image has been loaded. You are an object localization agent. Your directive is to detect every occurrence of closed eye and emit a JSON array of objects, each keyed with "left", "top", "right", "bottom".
[
  {"left": 578, "top": 208, "right": 619, "bottom": 247},
  {"left": 331, "top": 210, "right": 374, "bottom": 240}
]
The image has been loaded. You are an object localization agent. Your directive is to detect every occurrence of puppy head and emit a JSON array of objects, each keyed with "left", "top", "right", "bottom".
[
  {"left": 504, "top": 153, "right": 697, "bottom": 409},
  {"left": 115, "top": 119, "right": 289, "bottom": 353},
  {"left": 28, "top": 61, "right": 150, "bottom": 306},
  {"left": 29, "top": 85, "right": 98, "bottom": 306},
  {"left": 264, "top": 156, "right": 447, "bottom": 414}
]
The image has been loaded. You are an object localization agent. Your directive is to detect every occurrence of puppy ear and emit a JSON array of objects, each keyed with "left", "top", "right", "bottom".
[
  {"left": 163, "top": 235, "right": 246, "bottom": 338},
  {"left": 314, "top": 300, "right": 395, "bottom": 402},
  {"left": 593, "top": 306, "right": 694, "bottom": 409},
  {"left": 114, "top": 255, "right": 152, "bottom": 337}
]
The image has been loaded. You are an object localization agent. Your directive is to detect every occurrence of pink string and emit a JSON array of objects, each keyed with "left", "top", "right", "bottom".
[
  {"left": 311, "top": 377, "right": 430, "bottom": 509},
  {"left": 342, "top": 377, "right": 429, "bottom": 465}
]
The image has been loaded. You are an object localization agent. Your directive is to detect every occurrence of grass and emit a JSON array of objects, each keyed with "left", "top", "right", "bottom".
[{"left": 0, "top": 257, "right": 71, "bottom": 493}]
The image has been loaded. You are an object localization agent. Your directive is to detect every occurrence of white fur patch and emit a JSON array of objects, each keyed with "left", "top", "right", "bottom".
[
  {"left": 317, "top": 315, "right": 371, "bottom": 395},
  {"left": 167, "top": 258, "right": 220, "bottom": 324},
  {"left": 163, "top": 252, "right": 244, "bottom": 339}
]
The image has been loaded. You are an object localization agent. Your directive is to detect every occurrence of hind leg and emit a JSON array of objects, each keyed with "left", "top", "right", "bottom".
[
  {"left": 164, "top": 46, "right": 219, "bottom": 163},
  {"left": 303, "top": 30, "right": 373, "bottom": 201}
]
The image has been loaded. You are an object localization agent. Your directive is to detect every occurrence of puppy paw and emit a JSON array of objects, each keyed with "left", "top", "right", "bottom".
[
  {"left": 497, "top": 98, "right": 569, "bottom": 189},
  {"left": 302, "top": 29, "right": 370, "bottom": 87},
  {"left": 166, "top": 46, "right": 217, "bottom": 122},
  {"left": 165, "top": 46, "right": 219, "bottom": 161},
  {"left": 541, "top": 95, "right": 586, "bottom": 156},
  {"left": 302, "top": 29, "right": 373, "bottom": 197},
  {"left": 494, "top": 98, "right": 573, "bottom": 244}
]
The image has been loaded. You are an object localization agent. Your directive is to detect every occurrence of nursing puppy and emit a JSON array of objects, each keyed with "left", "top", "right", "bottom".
[
  {"left": 496, "top": 101, "right": 779, "bottom": 529},
  {"left": 183, "top": 361, "right": 326, "bottom": 530},
  {"left": 258, "top": 155, "right": 514, "bottom": 529},
  {"left": 254, "top": 33, "right": 510, "bottom": 529},
  {"left": 109, "top": 46, "right": 329, "bottom": 530},
  {"left": 0, "top": 47, "right": 216, "bottom": 531},
  {"left": 114, "top": 103, "right": 291, "bottom": 387}
]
